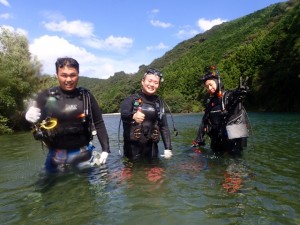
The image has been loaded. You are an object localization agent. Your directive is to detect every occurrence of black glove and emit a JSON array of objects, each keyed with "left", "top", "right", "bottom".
[{"left": 192, "top": 139, "right": 205, "bottom": 147}]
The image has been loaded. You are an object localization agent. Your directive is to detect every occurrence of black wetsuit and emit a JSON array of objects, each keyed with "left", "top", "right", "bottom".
[
  {"left": 195, "top": 89, "right": 249, "bottom": 155},
  {"left": 34, "top": 86, "right": 110, "bottom": 171},
  {"left": 121, "top": 91, "right": 172, "bottom": 161}
]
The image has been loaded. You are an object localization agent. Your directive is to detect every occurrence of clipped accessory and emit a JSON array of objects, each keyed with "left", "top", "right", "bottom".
[{"left": 32, "top": 117, "right": 58, "bottom": 140}]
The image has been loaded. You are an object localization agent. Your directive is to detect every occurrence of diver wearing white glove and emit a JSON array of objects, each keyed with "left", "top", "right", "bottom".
[
  {"left": 161, "top": 149, "right": 173, "bottom": 159},
  {"left": 99, "top": 151, "right": 108, "bottom": 164},
  {"left": 91, "top": 151, "right": 109, "bottom": 166},
  {"left": 25, "top": 106, "right": 41, "bottom": 123}
]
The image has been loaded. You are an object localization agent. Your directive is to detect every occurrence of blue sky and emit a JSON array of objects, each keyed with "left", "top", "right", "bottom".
[{"left": 0, "top": 0, "right": 287, "bottom": 79}]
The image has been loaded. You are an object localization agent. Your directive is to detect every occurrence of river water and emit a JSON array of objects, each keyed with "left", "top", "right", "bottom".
[{"left": 0, "top": 113, "right": 299, "bottom": 225}]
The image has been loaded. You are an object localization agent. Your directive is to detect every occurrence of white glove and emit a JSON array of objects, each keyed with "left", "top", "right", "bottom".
[
  {"left": 161, "top": 150, "right": 173, "bottom": 159},
  {"left": 99, "top": 151, "right": 108, "bottom": 164},
  {"left": 25, "top": 106, "right": 41, "bottom": 123},
  {"left": 90, "top": 151, "right": 108, "bottom": 166}
]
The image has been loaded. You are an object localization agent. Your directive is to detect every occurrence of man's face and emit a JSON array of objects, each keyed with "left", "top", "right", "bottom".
[
  {"left": 205, "top": 79, "right": 217, "bottom": 95},
  {"left": 57, "top": 66, "right": 79, "bottom": 91},
  {"left": 141, "top": 74, "right": 160, "bottom": 95}
]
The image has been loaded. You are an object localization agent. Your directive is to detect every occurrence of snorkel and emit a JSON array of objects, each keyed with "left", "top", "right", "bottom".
[
  {"left": 213, "top": 66, "right": 223, "bottom": 98},
  {"left": 212, "top": 66, "right": 222, "bottom": 99},
  {"left": 202, "top": 65, "right": 222, "bottom": 98}
]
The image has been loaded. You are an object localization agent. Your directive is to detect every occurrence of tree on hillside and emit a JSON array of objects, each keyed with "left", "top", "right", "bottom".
[{"left": 0, "top": 27, "right": 42, "bottom": 133}]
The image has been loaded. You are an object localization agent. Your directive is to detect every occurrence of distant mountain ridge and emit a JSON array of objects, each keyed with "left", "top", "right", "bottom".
[{"left": 79, "top": 0, "right": 300, "bottom": 112}]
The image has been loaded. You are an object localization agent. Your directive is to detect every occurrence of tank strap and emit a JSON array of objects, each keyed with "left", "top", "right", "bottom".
[
  {"left": 48, "top": 86, "right": 61, "bottom": 99},
  {"left": 132, "top": 93, "right": 143, "bottom": 114},
  {"left": 156, "top": 97, "right": 164, "bottom": 120},
  {"left": 78, "top": 87, "right": 97, "bottom": 139},
  {"left": 221, "top": 90, "right": 228, "bottom": 112}
]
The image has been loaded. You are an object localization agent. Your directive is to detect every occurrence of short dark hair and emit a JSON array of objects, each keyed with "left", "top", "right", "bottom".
[{"left": 55, "top": 57, "right": 79, "bottom": 74}]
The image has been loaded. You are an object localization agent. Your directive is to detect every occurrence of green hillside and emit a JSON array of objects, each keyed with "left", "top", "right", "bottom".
[
  {"left": 80, "top": 0, "right": 300, "bottom": 113},
  {"left": 1, "top": 0, "right": 299, "bottom": 134}
]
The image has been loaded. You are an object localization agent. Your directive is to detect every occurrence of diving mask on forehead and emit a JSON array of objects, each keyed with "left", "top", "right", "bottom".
[{"left": 144, "top": 68, "right": 164, "bottom": 82}]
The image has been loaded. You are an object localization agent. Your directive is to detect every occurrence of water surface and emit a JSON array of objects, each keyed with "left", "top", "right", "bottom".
[{"left": 0, "top": 112, "right": 299, "bottom": 225}]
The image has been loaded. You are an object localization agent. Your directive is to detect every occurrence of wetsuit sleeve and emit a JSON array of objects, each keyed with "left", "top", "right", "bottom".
[
  {"left": 159, "top": 101, "right": 172, "bottom": 150},
  {"left": 89, "top": 93, "right": 110, "bottom": 153},
  {"left": 120, "top": 96, "right": 134, "bottom": 123}
]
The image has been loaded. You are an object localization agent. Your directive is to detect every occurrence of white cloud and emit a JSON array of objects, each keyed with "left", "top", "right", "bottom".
[
  {"left": 105, "top": 35, "right": 133, "bottom": 49},
  {"left": 197, "top": 18, "right": 227, "bottom": 32},
  {"left": 43, "top": 20, "right": 94, "bottom": 38},
  {"left": 0, "top": 13, "right": 12, "bottom": 19},
  {"left": 148, "top": 9, "right": 172, "bottom": 29},
  {"left": 84, "top": 35, "right": 133, "bottom": 51},
  {"left": 176, "top": 26, "right": 199, "bottom": 39},
  {"left": 175, "top": 18, "right": 227, "bottom": 40},
  {"left": 146, "top": 42, "right": 169, "bottom": 51},
  {"left": 0, "top": 0, "right": 10, "bottom": 7},
  {"left": 29, "top": 35, "right": 140, "bottom": 78},
  {"left": 151, "top": 9, "right": 159, "bottom": 14},
  {"left": 0, "top": 25, "right": 27, "bottom": 36},
  {"left": 43, "top": 18, "right": 133, "bottom": 52},
  {"left": 42, "top": 11, "right": 65, "bottom": 21},
  {"left": 150, "top": 19, "right": 172, "bottom": 28}
]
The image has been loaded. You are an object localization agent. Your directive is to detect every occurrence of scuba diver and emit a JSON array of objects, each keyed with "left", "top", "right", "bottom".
[
  {"left": 25, "top": 57, "right": 110, "bottom": 173},
  {"left": 193, "top": 66, "right": 250, "bottom": 156},
  {"left": 120, "top": 68, "right": 175, "bottom": 162}
]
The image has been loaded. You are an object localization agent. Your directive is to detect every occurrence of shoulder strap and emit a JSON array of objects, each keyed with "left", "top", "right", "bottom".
[
  {"left": 221, "top": 90, "right": 228, "bottom": 111},
  {"left": 78, "top": 87, "right": 97, "bottom": 138},
  {"left": 77, "top": 86, "right": 89, "bottom": 93},
  {"left": 48, "top": 86, "right": 60, "bottom": 99},
  {"left": 156, "top": 97, "right": 164, "bottom": 120}
]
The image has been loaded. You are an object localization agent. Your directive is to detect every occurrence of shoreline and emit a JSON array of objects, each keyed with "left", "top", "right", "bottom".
[{"left": 103, "top": 113, "right": 121, "bottom": 116}]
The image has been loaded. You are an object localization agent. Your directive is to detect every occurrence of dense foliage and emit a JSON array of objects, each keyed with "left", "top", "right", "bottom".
[
  {"left": 0, "top": 28, "right": 41, "bottom": 134},
  {"left": 79, "top": 0, "right": 300, "bottom": 113},
  {"left": 0, "top": 0, "right": 299, "bottom": 134},
  {"left": 157, "top": 0, "right": 300, "bottom": 112}
]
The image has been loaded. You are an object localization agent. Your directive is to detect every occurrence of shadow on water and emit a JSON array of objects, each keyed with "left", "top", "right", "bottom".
[{"left": 0, "top": 112, "right": 299, "bottom": 225}]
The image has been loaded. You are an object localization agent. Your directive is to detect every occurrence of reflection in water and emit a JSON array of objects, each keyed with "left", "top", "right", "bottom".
[
  {"left": 146, "top": 167, "right": 164, "bottom": 183},
  {"left": 178, "top": 149, "right": 209, "bottom": 174},
  {"left": 33, "top": 163, "right": 109, "bottom": 192},
  {"left": 222, "top": 159, "right": 254, "bottom": 194},
  {"left": 109, "top": 158, "right": 167, "bottom": 188}
]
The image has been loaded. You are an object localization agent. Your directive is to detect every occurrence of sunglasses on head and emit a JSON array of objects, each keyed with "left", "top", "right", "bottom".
[{"left": 144, "top": 68, "right": 163, "bottom": 79}]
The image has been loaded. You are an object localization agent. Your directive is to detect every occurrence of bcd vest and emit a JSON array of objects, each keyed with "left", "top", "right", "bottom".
[
  {"left": 129, "top": 93, "right": 164, "bottom": 143},
  {"left": 33, "top": 87, "right": 96, "bottom": 144}
]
